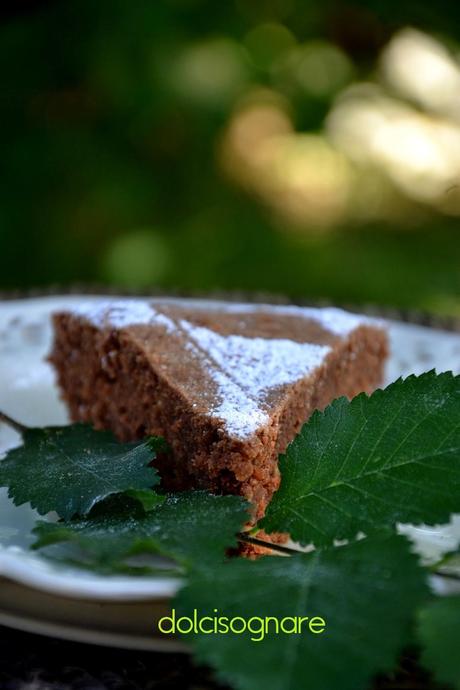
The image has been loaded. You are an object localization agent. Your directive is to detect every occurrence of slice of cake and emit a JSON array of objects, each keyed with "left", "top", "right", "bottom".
[{"left": 49, "top": 298, "right": 388, "bottom": 520}]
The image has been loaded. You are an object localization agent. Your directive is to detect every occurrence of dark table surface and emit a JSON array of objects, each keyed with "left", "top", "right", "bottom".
[
  {"left": 0, "top": 625, "right": 228, "bottom": 690},
  {"left": 0, "top": 625, "right": 443, "bottom": 690}
]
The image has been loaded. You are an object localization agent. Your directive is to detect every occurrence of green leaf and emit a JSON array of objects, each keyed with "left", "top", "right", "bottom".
[
  {"left": 32, "top": 492, "right": 249, "bottom": 570},
  {"left": 124, "top": 488, "right": 166, "bottom": 511},
  {"left": 418, "top": 595, "right": 460, "bottom": 689},
  {"left": 261, "top": 372, "right": 460, "bottom": 546},
  {"left": 0, "top": 424, "right": 162, "bottom": 520},
  {"left": 175, "top": 535, "right": 429, "bottom": 690}
]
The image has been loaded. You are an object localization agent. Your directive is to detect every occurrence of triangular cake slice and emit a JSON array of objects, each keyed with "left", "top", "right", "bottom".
[{"left": 50, "top": 298, "right": 388, "bottom": 520}]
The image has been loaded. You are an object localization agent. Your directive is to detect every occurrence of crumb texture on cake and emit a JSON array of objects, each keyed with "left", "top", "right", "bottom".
[{"left": 50, "top": 298, "right": 388, "bottom": 520}]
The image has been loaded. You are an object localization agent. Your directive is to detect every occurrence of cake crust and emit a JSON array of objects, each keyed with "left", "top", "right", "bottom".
[{"left": 49, "top": 299, "right": 388, "bottom": 521}]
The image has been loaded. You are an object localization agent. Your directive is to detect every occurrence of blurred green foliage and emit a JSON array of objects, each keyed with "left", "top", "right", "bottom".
[{"left": 0, "top": 0, "right": 459, "bottom": 313}]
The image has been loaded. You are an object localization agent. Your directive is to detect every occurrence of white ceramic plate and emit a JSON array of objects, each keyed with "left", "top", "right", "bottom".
[
  {"left": 0, "top": 295, "right": 460, "bottom": 609},
  {"left": 0, "top": 577, "right": 186, "bottom": 651}
]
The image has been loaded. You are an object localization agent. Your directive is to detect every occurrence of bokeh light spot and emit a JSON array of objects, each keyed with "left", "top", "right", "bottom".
[
  {"left": 381, "top": 28, "right": 460, "bottom": 119},
  {"left": 170, "top": 38, "right": 249, "bottom": 106},
  {"left": 245, "top": 23, "right": 296, "bottom": 70},
  {"left": 275, "top": 41, "right": 353, "bottom": 98},
  {"left": 103, "top": 229, "right": 170, "bottom": 287}
]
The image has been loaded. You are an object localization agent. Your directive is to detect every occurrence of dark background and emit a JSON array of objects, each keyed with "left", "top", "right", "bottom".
[{"left": 1, "top": 1, "right": 459, "bottom": 309}]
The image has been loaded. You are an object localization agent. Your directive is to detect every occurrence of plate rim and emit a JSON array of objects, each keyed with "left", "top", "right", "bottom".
[{"left": 0, "top": 547, "right": 181, "bottom": 601}]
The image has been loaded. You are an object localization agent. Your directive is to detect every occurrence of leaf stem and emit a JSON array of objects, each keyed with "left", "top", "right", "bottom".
[
  {"left": 0, "top": 410, "right": 27, "bottom": 435},
  {"left": 237, "top": 532, "right": 301, "bottom": 556},
  {"left": 238, "top": 536, "right": 460, "bottom": 580},
  {"left": 432, "top": 569, "right": 460, "bottom": 584}
]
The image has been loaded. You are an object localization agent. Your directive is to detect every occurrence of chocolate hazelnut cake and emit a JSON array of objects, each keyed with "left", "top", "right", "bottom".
[{"left": 50, "top": 299, "right": 388, "bottom": 521}]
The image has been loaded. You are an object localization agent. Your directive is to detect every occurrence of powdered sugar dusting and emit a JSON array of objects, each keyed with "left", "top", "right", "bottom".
[
  {"left": 70, "top": 298, "right": 372, "bottom": 337},
  {"left": 180, "top": 320, "right": 330, "bottom": 398},
  {"left": 206, "top": 368, "right": 270, "bottom": 438},
  {"left": 291, "top": 306, "right": 369, "bottom": 336},
  {"left": 195, "top": 303, "right": 371, "bottom": 336},
  {"left": 70, "top": 300, "right": 175, "bottom": 332},
  {"left": 179, "top": 319, "right": 331, "bottom": 438},
  {"left": 67, "top": 298, "right": 366, "bottom": 438}
]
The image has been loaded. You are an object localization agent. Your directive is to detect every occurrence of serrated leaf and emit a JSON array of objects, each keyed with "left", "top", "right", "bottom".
[
  {"left": 32, "top": 492, "right": 249, "bottom": 570},
  {"left": 175, "top": 535, "right": 429, "bottom": 690},
  {"left": 261, "top": 372, "right": 460, "bottom": 546},
  {"left": 418, "top": 595, "right": 460, "bottom": 689},
  {"left": 0, "top": 424, "right": 162, "bottom": 519}
]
